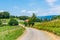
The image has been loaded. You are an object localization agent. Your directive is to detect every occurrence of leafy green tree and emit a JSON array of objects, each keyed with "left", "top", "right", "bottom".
[
  {"left": 0, "top": 12, "right": 10, "bottom": 19},
  {"left": 19, "top": 16, "right": 29, "bottom": 20},
  {"left": 29, "top": 13, "right": 37, "bottom": 22},
  {"left": 43, "top": 18, "right": 48, "bottom": 21},
  {"left": 32, "top": 13, "right": 36, "bottom": 22},
  {"left": 28, "top": 13, "right": 36, "bottom": 26},
  {"left": 30, "top": 13, "right": 43, "bottom": 22},
  {"left": 24, "top": 22, "right": 28, "bottom": 26},
  {"left": 35, "top": 18, "right": 43, "bottom": 22},
  {"left": 8, "top": 18, "right": 18, "bottom": 26},
  {"left": 10, "top": 15, "right": 16, "bottom": 18},
  {"left": 10, "top": 15, "right": 19, "bottom": 18},
  {"left": 51, "top": 15, "right": 60, "bottom": 20}
]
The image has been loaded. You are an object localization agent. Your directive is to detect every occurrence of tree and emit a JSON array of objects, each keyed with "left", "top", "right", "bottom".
[
  {"left": 24, "top": 22, "right": 28, "bottom": 26},
  {"left": 35, "top": 18, "right": 42, "bottom": 22},
  {"left": 0, "top": 11, "right": 10, "bottom": 19},
  {"left": 28, "top": 13, "right": 36, "bottom": 26},
  {"left": 29, "top": 13, "right": 37, "bottom": 22},
  {"left": 8, "top": 18, "right": 18, "bottom": 26},
  {"left": 51, "top": 15, "right": 60, "bottom": 20},
  {"left": 10, "top": 15, "right": 16, "bottom": 18},
  {"left": 32, "top": 13, "right": 36, "bottom": 22},
  {"left": 19, "top": 16, "right": 29, "bottom": 20},
  {"left": 43, "top": 18, "right": 48, "bottom": 21},
  {"left": 10, "top": 15, "right": 19, "bottom": 18}
]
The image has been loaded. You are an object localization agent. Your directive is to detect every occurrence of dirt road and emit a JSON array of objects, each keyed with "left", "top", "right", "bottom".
[
  {"left": 17, "top": 24, "right": 60, "bottom": 40},
  {"left": 17, "top": 27, "right": 55, "bottom": 40}
]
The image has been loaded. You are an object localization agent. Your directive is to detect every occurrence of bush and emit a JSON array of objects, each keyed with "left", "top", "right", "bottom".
[
  {"left": 24, "top": 22, "right": 28, "bottom": 26},
  {"left": 0, "top": 20, "right": 2, "bottom": 25},
  {"left": 8, "top": 18, "right": 19, "bottom": 26}
]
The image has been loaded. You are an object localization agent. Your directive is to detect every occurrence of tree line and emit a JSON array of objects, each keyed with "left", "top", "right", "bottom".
[
  {"left": 0, "top": 11, "right": 60, "bottom": 26},
  {"left": 0, "top": 12, "right": 10, "bottom": 19},
  {"left": 0, "top": 11, "right": 60, "bottom": 21}
]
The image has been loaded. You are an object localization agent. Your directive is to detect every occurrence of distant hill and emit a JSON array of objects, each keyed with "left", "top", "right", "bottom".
[{"left": 37, "top": 15, "right": 57, "bottom": 19}]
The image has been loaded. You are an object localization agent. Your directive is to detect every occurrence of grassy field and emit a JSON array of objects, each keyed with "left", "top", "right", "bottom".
[
  {"left": 20, "top": 22, "right": 24, "bottom": 24},
  {"left": 0, "top": 26, "right": 25, "bottom": 40},
  {"left": 33, "top": 19, "right": 60, "bottom": 36}
]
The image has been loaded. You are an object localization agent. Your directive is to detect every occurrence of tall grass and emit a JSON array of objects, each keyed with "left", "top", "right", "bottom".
[
  {"left": 0, "top": 26, "right": 25, "bottom": 40},
  {"left": 33, "top": 19, "right": 60, "bottom": 36}
]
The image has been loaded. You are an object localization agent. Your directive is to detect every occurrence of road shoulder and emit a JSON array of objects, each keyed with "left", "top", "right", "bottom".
[{"left": 41, "top": 30, "right": 60, "bottom": 40}]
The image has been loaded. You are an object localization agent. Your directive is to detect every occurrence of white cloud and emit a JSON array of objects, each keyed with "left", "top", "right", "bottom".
[
  {"left": 34, "top": 5, "right": 60, "bottom": 16},
  {"left": 21, "top": 10, "right": 26, "bottom": 13},
  {"left": 44, "top": 0, "right": 60, "bottom": 16},
  {"left": 46, "top": 0, "right": 58, "bottom": 7},
  {"left": 21, "top": 10, "right": 38, "bottom": 16},
  {"left": 9, "top": 5, "right": 60, "bottom": 16},
  {"left": 39, "top": 6, "right": 60, "bottom": 16},
  {"left": 21, "top": 10, "right": 38, "bottom": 14},
  {"left": 27, "top": 11, "right": 38, "bottom": 13},
  {"left": 49, "top": 6, "right": 60, "bottom": 14},
  {"left": 46, "top": 0, "right": 57, "bottom": 3},
  {"left": 0, "top": 10, "right": 4, "bottom": 12}
]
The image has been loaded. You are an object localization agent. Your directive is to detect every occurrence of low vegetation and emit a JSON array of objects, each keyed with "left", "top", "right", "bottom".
[
  {"left": 33, "top": 19, "right": 60, "bottom": 36},
  {"left": 8, "top": 18, "right": 19, "bottom": 26},
  {"left": 0, "top": 26, "right": 25, "bottom": 40},
  {"left": 0, "top": 11, "right": 60, "bottom": 39},
  {"left": 0, "top": 20, "right": 2, "bottom": 25},
  {"left": 0, "top": 11, "right": 25, "bottom": 40}
]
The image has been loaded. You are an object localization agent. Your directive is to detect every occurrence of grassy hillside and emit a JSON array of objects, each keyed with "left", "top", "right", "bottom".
[
  {"left": 33, "top": 19, "right": 60, "bottom": 36},
  {"left": 0, "top": 26, "right": 25, "bottom": 40}
]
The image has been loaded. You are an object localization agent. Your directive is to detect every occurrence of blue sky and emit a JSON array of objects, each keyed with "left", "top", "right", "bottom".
[{"left": 0, "top": 0, "right": 60, "bottom": 16}]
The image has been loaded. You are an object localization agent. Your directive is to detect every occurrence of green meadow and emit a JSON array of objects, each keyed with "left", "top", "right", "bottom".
[
  {"left": 33, "top": 19, "right": 60, "bottom": 36},
  {"left": 0, "top": 26, "right": 25, "bottom": 40}
]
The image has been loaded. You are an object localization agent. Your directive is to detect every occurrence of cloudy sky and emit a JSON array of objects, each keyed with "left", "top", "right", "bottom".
[{"left": 0, "top": 0, "right": 60, "bottom": 16}]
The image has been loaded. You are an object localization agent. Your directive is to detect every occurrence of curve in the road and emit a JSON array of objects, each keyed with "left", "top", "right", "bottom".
[{"left": 17, "top": 27, "right": 54, "bottom": 40}]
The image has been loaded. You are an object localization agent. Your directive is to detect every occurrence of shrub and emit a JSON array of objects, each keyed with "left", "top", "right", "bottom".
[
  {"left": 0, "top": 20, "right": 2, "bottom": 25},
  {"left": 8, "top": 18, "right": 18, "bottom": 26},
  {"left": 24, "top": 22, "right": 28, "bottom": 26}
]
